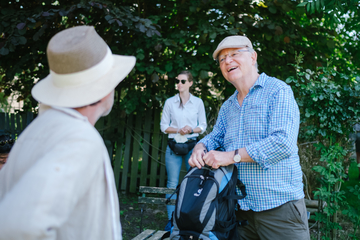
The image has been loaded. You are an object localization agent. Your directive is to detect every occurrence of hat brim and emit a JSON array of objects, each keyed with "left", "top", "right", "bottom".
[{"left": 31, "top": 54, "right": 136, "bottom": 108}]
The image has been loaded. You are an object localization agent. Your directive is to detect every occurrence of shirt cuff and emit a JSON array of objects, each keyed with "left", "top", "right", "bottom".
[{"left": 245, "top": 143, "right": 267, "bottom": 170}]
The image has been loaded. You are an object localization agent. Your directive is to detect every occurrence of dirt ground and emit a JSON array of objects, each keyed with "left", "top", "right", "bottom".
[
  {"left": 119, "top": 192, "right": 359, "bottom": 240},
  {"left": 119, "top": 193, "right": 168, "bottom": 240}
]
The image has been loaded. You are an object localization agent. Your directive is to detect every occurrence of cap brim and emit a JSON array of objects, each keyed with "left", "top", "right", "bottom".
[{"left": 31, "top": 55, "right": 136, "bottom": 108}]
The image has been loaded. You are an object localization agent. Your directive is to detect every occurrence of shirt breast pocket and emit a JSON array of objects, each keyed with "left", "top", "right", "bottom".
[{"left": 244, "top": 104, "right": 268, "bottom": 138}]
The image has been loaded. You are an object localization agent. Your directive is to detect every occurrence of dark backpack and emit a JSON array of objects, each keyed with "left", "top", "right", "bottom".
[{"left": 168, "top": 164, "right": 246, "bottom": 240}]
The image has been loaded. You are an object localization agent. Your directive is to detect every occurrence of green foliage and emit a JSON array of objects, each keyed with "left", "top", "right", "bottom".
[
  {"left": 286, "top": 53, "right": 360, "bottom": 143},
  {"left": 343, "top": 185, "right": 360, "bottom": 240},
  {"left": 0, "top": 0, "right": 160, "bottom": 112},
  {"left": 287, "top": 53, "right": 360, "bottom": 239},
  {"left": 2, "top": 0, "right": 359, "bottom": 118}
]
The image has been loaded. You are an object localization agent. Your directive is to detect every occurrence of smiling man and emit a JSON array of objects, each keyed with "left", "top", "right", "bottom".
[{"left": 188, "top": 36, "right": 310, "bottom": 240}]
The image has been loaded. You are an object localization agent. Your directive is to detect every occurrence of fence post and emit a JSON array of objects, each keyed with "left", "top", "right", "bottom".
[
  {"left": 113, "top": 123, "right": 125, "bottom": 192},
  {"left": 0, "top": 113, "right": 5, "bottom": 130},
  {"left": 130, "top": 114, "right": 142, "bottom": 193},
  {"left": 150, "top": 108, "right": 161, "bottom": 186},
  {"left": 121, "top": 114, "right": 133, "bottom": 192},
  {"left": 140, "top": 109, "right": 152, "bottom": 186}
]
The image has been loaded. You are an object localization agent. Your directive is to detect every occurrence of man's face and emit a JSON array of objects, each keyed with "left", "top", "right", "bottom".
[
  {"left": 102, "top": 90, "right": 115, "bottom": 117},
  {"left": 0, "top": 153, "right": 9, "bottom": 170},
  {"left": 218, "top": 47, "right": 256, "bottom": 84}
]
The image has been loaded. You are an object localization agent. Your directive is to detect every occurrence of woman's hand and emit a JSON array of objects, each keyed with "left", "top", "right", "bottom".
[{"left": 178, "top": 125, "right": 192, "bottom": 135}]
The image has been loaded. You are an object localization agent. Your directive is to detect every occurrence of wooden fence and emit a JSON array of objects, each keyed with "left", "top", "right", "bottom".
[
  {"left": 0, "top": 112, "right": 35, "bottom": 138},
  {"left": 0, "top": 109, "right": 187, "bottom": 194},
  {"left": 96, "top": 107, "right": 188, "bottom": 194}
]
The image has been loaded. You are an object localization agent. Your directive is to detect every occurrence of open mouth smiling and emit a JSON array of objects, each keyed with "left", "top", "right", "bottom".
[{"left": 227, "top": 67, "right": 237, "bottom": 72}]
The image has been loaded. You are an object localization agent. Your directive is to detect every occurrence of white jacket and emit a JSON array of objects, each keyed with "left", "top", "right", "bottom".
[{"left": 0, "top": 107, "right": 121, "bottom": 240}]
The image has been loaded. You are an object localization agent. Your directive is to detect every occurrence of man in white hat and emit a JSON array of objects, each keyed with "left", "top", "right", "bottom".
[
  {"left": 189, "top": 36, "right": 310, "bottom": 239},
  {"left": 0, "top": 26, "right": 135, "bottom": 240}
]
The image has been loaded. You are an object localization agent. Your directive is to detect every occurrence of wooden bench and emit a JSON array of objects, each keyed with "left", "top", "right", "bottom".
[
  {"left": 137, "top": 186, "right": 176, "bottom": 235},
  {"left": 136, "top": 187, "right": 322, "bottom": 237},
  {"left": 305, "top": 199, "right": 326, "bottom": 222},
  {"left": 131, "top": 229, "right": 168, "bottom": 240}
]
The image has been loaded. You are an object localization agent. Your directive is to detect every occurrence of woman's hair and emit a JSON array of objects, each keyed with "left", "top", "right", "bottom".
[{"left": 178, "top": 71, "right": 193, "bottom": 108}]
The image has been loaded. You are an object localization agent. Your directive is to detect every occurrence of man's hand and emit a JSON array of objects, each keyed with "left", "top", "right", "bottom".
[
  {"left": 188, "top": 143, "right": 207, "bottom": 168},
  {"left": 203, "top": 150, "right": 233, "bottom": 169}
]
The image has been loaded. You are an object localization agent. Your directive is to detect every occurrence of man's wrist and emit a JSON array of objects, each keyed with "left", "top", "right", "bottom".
[{"left": 197, "top": 142, "right": 207, "bottom": 152}]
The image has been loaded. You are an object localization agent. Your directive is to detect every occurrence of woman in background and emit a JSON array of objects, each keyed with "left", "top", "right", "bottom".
[{"left": 160, "top": 70, "right": 207, "bottom": 231}]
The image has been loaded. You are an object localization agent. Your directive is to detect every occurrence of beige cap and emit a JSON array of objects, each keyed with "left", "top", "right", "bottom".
[{"left": 212, "top": 35, "right": 253, "bottom": 60}]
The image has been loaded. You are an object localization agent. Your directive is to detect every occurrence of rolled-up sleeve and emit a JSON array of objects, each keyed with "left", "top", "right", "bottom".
[
  {"left": 246, "top": 86, "right": 300, "bottom": 169},
  {"left": 197, "top": 99, "right": 207, "bottom": 133},
  {"left": 160, "top": 100, "right": 171, "bottom": 133},
  {"left": 199, "top": 105, "right": 227, "bottom": 151}
]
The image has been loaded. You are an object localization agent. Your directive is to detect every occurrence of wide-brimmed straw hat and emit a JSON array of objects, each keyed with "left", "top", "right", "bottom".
[
  {"left": 31, "top": 26, "right": 136, "bottom": 108},
  {"left": 212, "top": 35, "right": 253, "bottom": 60}
]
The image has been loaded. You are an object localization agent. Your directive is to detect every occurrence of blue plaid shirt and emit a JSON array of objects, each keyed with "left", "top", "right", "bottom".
[{"left": 200, "top": 73, "right": 304, "bottom": 211}]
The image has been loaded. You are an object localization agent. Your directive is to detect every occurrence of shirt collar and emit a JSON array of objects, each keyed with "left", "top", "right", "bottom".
[
  {"left": 40, "top": 104, "right": 88, "bottom": 122},
  {"left": 251, "top": 72, "right": 267, "bottom": 89},
  {"left": 174, "top": 93, "right": 194, "bottom": 103},
  {"left": 229, "top": 72, "right": 267, "bottom": 103}
]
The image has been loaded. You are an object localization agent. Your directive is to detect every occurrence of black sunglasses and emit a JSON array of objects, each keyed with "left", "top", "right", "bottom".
[{"left": 175, "top": 79, "right": 187, "bottom": 84}]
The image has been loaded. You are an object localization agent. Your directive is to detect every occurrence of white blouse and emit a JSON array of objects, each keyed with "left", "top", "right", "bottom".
[{"left": 160, "top": 93, "right": 207, "bottom": 139}]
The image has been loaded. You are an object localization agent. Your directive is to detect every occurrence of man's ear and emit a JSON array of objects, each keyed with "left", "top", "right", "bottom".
[{"left": 251, "top": 51, "right": 257, "bottom": 66}]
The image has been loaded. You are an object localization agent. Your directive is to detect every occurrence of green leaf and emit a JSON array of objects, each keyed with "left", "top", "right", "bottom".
[
  {"left": 306, "top": 2, "right": 311, "bottom": 13},
  {"left": 269, "top": 6, "right": 277, "bottom": 14},
  {"left": 189, "top": 6, "right": 196, "bottom": 12},
  {"left": 311, "top": 2, "right": 316, "bottom": 14},
  {"left": 0, "top": 47, "right": 9, "bottom": 55},
  {"left": 136, "top": 53, "right": 145, "bottom": 60},
  {"left": 165, "top": 62, "right": 173, "bottom": 72},
  {"left": 18, "top": 36, "right": 27, "bottom": 45},
  {"left": 16, "top": 22, "right": 26, "bottom": 30},
  {"left": 297, "top": 2, "right": 308, "bottom": 7},
  {"left": 316, "top": 0, "right": 321, "bottom": 12},
  {"left": 209, "top": 32, "right": 217, "bottom": 39},
  {"left": 105, "top": 15, "right": 112, "bottom": 21}
]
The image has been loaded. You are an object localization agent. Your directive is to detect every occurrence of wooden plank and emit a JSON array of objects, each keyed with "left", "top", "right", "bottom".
[
  {"left": 148, "top": 230, "right": 168, "bottom": 240},
  {"left": 26, "top": 112, "right": 33, "bottom": 127},
  {"left": 150, "top": 109, "right": 161, "bottom": 186},
  {"left": 4, "top": 113, "right": 9, "bottom": 132},
  {"left": 10, "top": 114, "right": 15, "bottom": 139},
  {"left": 104, "top": 140, "right": 113, "bottom": 162},
  {"left": 305, "top": 199, "right": 318, "bottom": 208},
  {"left": 21, "top": 112, "right": 27, "bottom": 131},
  {"left": 113, "top": 124, "right": 125, "bottom": 191},
  {"left": 130, "top": 114, "right": 142, "bottom": 193},
  {"left": 304, "top": 199, "right": 326, "bottom": 208},
  {"left": 95, "top": 116, "right": 105, "bottom": 137},
  {"left": 138, "top": 197, "right": 176, "bottom": 205},
  {"left": 121, "top": 115, "right": 133, "bottom": 191},
  {"left": 139, "top": 186, "right": 175, "bottom": 194},
  {"left": 140, "top": 109, "right": 152, "bottom": 186},
  {"left": 0, "top": 112, "right": 5, "bottom": 130},
  {"left": 159, "top": 133, "right": 167, "bottom": 187},
  {"left": 131, "top": 229, "right": 156, "bottom": 240},
  {"left": 307, "top": 207, "right": 318, "bottom": 214},
  {"left": 15, "top": 114, "right": 21, "bottom": 136}
]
